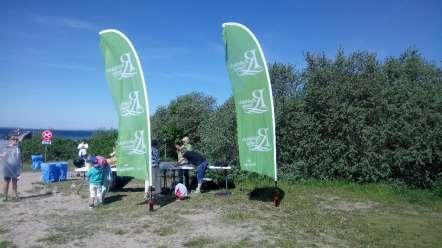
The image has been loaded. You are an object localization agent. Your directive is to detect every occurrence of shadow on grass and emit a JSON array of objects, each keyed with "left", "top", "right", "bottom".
[
  {"left": 104, "top": 194, "right": 127, "bottom": 204},
  {"left": 248, "top": 187, "right": 285, "bottom": 202},
  {"left": 135, "top": 193, "right": 177, "bottom": 208},
  {"left": 114, "top": 176, "right": 132, "bottom": 189},
  {"left": 155, "top": 194, "right": 177, "bottom": 207},
  {"left": 19, "top": 192, "right": 53, "bottom": 200},
  {"left": 118, "top": 187, "right": 145, "bottom": 192}
]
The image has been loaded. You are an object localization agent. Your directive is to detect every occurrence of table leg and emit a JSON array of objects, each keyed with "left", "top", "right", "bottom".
[
  {"left": 215, "top": 170, "right": 231, "bottom": 197},
  {"left": 184, "top": 170, "right": 189, "bottom": 189},
  {"left": 163, "top": 171, "right": 167, "bottom": 189},
  {"left": 172, "top": 170, "right": 176, "bottom": 188},
  {"left": 225, "top": 170, "right": 228, "bottom": 192}
]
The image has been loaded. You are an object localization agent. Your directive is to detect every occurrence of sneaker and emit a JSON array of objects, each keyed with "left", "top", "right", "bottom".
[
  {"left": 89, "top": 203, "right": 94, "bottom": 209},
  {"left": 192, "top": 189, "right": 201, "bottom": 194}
]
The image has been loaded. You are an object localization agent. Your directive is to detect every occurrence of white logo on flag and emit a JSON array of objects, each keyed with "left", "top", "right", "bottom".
[
  {"left": 119, "top": 130, "right": 147, "bottom": 155},
  {"left": 107, "top": 52, "right": 137, "bottom": 80},
  {"left": 239, "top": 89, "right": 268, "bottom": 114},
  {"left": 244, "top": 158, "right": 256, "bottom": 167},
  {"left": 121, "top": 91, "right": 144, "bottom": 117},
  {"left": 242, "top": 128, "right": 272, "bottom": 152},
  {"left": 231, "top": 49, "right": 263, "bottom": 76}
]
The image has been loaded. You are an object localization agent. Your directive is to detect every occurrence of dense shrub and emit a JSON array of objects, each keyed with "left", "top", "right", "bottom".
[
  {"left": 88, "top": 129, "right": 117, "bottom": 157},
  {"left": 151, "top": 49, "right": 441, "bottom": 189},
  {"left": 150, "top": 92, "right": 216, "bottom": 160},
  {"left": 282, "top": 49, "right": 441, "bottom": 187},
  {"left": 198, "top": 98, "right": 239, "bottom": 180},
  {"left": 20, "top": 135, "right": 77, "bottom": 162},
  {"left": 20, "top": 130, "right": 117, "bottom": 162}
]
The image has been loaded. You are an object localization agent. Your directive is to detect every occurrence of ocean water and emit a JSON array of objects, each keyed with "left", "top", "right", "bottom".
[{"left": 0, "top": 128, "right": 94, "bottom": 140}]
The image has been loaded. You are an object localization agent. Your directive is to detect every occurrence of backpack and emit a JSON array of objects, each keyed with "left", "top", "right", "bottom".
[{"left": 174, "top": 183, "right": 188, "bottom": 199}]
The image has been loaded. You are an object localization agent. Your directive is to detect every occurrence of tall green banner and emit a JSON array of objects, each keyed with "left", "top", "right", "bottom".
[
  {"left": 223, "top": 22, "right": 277, "bottom": 181},
  {"left": 99, "top": 29, "right": 151, "bottom": 182}
]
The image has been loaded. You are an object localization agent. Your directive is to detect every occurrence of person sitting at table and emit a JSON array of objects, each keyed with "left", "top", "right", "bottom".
[
  {"left": 175, "top": 136, "right": 193, "bottom": 165},
  {"left": 181, "top": 148, "right": 208, "bottom": 194}
]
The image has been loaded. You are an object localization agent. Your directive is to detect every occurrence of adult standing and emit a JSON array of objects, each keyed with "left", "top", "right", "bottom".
[
  {"left": 1, "top": 138, "right": 22, "bottom": 201},
  {"left": 181, "top": 148, "right": 208, "bottom": 194},
  {"left": 176, "top": 136, "right": 193, "bottom": 165},
  {"left": 77, "top": 140, "right": 89, "bottom": 159}
]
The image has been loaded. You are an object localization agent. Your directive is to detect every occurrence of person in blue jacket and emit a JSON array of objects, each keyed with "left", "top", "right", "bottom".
[{"left": 86, "top": 157, "right": 104, "bottom": 208}]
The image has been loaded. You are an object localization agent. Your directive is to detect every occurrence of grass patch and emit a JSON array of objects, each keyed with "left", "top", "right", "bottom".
[
  {"left": 217, "top": 238, "right": 261, "bottom": 248},
  {"left": 235, "top": 177, "right": 442, "bottom": 247},
  {"left": 0, "top": 227, "right": 8, "bottom": 234},
  {"left": 36, "top": 234, "right": 68, "bottom": 245},
  {"left": 0, "top": 241, "right": 16, "bottom": 248},
  {"left": 112, "top": 229, "right": 129, "bottom": 235},
  {"left": 183, "top": 236, "right": 214, "bottom": 247},
  {"left": 224, "top": 210, "right": 256, "bottom": 222},
  {"left": 11, "top": 174, "right": 441, "bottom": 247},
  {"left": 153, "top": 226, "right": 177, "bottom": 236}
]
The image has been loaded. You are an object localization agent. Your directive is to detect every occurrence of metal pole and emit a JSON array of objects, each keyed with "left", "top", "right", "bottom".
[{"left": 163, "top": 139, "right": 166, "bottom": 160}]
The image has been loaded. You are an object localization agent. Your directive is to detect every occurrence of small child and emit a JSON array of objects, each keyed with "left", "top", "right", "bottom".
[{"left": 86, "top": 156, "right": 104, "bottom": 208}]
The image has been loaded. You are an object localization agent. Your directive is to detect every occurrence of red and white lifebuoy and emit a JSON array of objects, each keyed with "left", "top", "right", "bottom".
[{"left": 41, "top": 130, "right": 53, "bottom": 142}]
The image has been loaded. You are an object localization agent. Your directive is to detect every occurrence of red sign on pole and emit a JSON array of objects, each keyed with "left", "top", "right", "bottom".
[{"left": 41, "top": 130, "right": 53, "bottom": 145}]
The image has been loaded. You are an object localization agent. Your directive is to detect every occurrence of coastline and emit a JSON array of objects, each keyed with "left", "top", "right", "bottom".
[{"left": 0, "top": 128, "right": 96, "bottom": 140}]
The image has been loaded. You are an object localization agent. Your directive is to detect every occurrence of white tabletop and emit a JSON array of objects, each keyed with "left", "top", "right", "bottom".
[
  {"left": 208, "top": 166, "right": 232, "bottom": 170},
  {"left": 74, "top": 167, "right": 117, "bottom": 172}
]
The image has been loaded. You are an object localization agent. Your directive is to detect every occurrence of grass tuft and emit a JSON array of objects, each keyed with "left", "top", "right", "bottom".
[
  {"left": 183, "top": 236, "right": 214, "bottom": 247},
  {"left": 0, "top": 241, "right": 16, "bottom": 248}
]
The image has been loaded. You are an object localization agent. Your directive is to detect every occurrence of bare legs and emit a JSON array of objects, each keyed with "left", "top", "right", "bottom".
[
  {"left": 2, "top": 178, "right": 18, "bottom": 201},
  {"left": 3, "top": 179, "right": 9, "bottom": 200}
]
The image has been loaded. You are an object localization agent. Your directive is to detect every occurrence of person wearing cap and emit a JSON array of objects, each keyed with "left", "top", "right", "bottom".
[
  {"left": 1, "top": 138, "right": 22, "bottom": 201},
  {"left": 175, "top": 136, "right": 193, "bottom": 165},
  {"left": 85, "top": 156, "right": 104, "bottom": 208}
]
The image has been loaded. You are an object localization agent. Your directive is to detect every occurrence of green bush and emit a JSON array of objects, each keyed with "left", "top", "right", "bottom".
[
  {"left": 281, "top": 49, "right": 441, "bottom": 188},
  {"left": 150, "top": 92, "right": 216, "bottom": 160},
  {"left": 88, "top": 129, "right": 117, "bottom": 157},
  {"left": 20, "top": 130, "right": 117, "bottom": 162},
  {"left": 20, "top": 135, "right": 76, "bottom": 162}
]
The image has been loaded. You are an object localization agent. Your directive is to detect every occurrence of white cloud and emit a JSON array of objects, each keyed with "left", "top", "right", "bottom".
[
  {"left": 29, "top": 14, "right": 99, "bottom": 31},
  {"left": 41, "top": 62, "right": 96, "bottom": 72}
]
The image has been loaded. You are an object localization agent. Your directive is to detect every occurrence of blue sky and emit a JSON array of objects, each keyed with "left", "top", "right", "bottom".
[{"left": 0, "top": 0, "right": 441, "bottom": 130}]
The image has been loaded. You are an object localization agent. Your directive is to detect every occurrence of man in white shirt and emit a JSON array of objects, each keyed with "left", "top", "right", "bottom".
[{"left": 77, "top": 140, "right": 89, "bottom": 159}]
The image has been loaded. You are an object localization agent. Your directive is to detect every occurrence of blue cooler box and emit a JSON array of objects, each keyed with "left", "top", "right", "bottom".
[
  {"left": 56, "top": 162, "right": 68, "bottom": 181},
  {"left": 31, "top": 154, "right": 44, "bottom": 170},
  {"left": 41, "top": 163, "right": 59, "bottom": 183}
]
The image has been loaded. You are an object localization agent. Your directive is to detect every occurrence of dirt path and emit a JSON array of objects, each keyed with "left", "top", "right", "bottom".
[
  {"left": 1, "top": 172, "right": 440, "bottom": 247},
  {"left": 0, "top": 172, "right": 267, "bottom": 248}
]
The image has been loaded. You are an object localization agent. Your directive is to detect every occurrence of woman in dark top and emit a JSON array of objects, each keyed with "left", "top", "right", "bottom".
[{"left": 182, "top": 149, "right": 208, "bottom": 194}]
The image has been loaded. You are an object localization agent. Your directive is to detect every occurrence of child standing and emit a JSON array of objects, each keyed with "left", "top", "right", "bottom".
[{"left": 86, "top": 156, "right": 104, "bottom": 208}]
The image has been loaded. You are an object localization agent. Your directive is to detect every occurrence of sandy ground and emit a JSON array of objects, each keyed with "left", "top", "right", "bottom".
[{"left": 0, "top": 172, "right": 267, "bottom": 248}]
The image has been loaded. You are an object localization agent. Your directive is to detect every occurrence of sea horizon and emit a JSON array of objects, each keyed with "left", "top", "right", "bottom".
[{"left": 0, "top": 127, "right": 116, "bottom": 140}]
